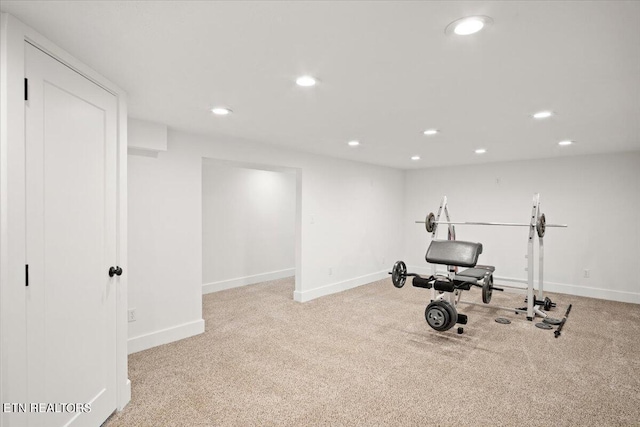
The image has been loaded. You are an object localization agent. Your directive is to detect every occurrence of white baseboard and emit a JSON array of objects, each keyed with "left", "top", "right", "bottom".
[
  {"left": 203, "top": 268, "right": 295, "bottom": 294},
  {"left": 408, "top": 265, "right": 640, "bottom": 304},
  {"left": 536, "top": 280, "right": 640, "bottom": 304},
  {"left": 127, "top": 319, "right": 205, "bottom": 354},
  {"left": 293, "top": 270, "right": 389, "bottom": 302}
]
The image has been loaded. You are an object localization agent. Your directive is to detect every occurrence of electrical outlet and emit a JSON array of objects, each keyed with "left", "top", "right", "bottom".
[
  {"left": 328, "top": 267, "right": 332, "bottom": 276},
  {"left": 584, "top": 269, "right": 590, "bottom": 278},
  {"left": 128, "top": 309, "right": 137, "bottom": 322}
]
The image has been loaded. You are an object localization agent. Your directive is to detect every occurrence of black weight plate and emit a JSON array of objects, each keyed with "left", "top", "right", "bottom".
[
  {"left": 391, "top": 261, "right": 407, "bottom": 288},
  {"left": 537, "top": 213, "right": 546, "bottom": 238},
  {"left": 442, "top": 300, "right": 458, "bottom": 331},
  {"left": 425, "top": 300, "right": 456, "bottom": 332},
  {"left": 542, "top": 317, "right": 562, "bottom": 325},
  {"left": 535, "top": 322, "right": 553, "bottom": 330},
  {"left": 495, "top": 317, "right": 511, "bottom": 324},
  {"left": 426, "top": 212, "right": 436, "bottom": 233},
  {"left": 425, "top": 303, "right": 449, "bottom": 331},
  {"left": 482, "top": 275, "right": 493, "bottom": 304}
]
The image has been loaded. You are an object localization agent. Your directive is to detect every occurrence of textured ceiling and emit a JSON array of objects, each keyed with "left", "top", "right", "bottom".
[{"left": 2, "top": 1, "right": 639, "bottom": 169}]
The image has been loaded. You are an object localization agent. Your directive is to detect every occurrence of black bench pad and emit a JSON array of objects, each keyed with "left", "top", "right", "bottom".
[
  {"left": 452, "top": 279, "right": 474, "bottom": 291},
  {"left": 426, "top": 240, "right": 483, "bottom": 268},
  {"left": 456, "top": 267, "right": 495, "bottom": 280},
  {"left": 412, "top": 276, "right": 432, "bottom": 289},
  {"left": 437, "top": 278, "right": 476, "bottom": 292}
]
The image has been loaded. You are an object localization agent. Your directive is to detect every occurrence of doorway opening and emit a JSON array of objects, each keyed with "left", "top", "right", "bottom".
[{"left": 201, "top": 158, "right": 301, "bottom": 299}]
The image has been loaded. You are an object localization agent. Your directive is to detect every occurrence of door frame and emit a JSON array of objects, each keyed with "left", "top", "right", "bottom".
[{"left": 0, "top": 12, "right": 131, "bottom": 416}]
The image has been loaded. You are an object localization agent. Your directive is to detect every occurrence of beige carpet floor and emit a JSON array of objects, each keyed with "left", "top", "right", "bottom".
[{"left": 105, "top": 277, "right": 640, "bottom": 426}]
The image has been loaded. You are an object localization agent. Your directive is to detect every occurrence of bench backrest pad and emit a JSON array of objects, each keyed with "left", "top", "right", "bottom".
[{"left": 425, "top": 240, "right": 483, "bottom": 268}]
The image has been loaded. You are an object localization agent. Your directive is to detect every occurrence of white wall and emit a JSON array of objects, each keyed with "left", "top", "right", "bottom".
[
  {"left": 128, "top": 118, "right": 167, "bottom": 152},
  {"left": 127, "top": 149, "right": 205, "bottom": 353},
  {"left": 403, "top": 152, "right": 640, "bottom": 303},
  {"left": 127, "top": 128, "right": 404, "bottom": 352},
  {"left": 202, "top": 162, "right": 296, "bottom": 292}
]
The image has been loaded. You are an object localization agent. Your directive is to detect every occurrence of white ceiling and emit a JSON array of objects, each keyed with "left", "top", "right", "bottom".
[{"left": 2, "top": 1, "right": 639, "bottom": 169}]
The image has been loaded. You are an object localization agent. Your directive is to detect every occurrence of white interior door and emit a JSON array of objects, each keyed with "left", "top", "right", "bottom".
[{"left": 25, "top": 42, "right": 118, "bottom": 427}]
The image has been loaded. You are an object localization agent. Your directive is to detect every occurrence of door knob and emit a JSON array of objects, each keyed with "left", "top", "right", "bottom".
[{"left": 109, "top": 266, "right": 123, "bottom": 277}]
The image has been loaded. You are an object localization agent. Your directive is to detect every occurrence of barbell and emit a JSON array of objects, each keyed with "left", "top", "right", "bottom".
[{"left": 416, "top": 212, "right": 567, "bottom": 237}]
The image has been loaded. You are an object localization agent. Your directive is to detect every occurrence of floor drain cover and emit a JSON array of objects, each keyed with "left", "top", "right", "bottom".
[
  {"left": 542, "top": 317, "right": 562, "bottom": 325},
  {"left": 535, "top": 322, "right": 553, "bottom": 330},
  {"left": 495, "top": 317, "right": 511, "bottom": 324}
]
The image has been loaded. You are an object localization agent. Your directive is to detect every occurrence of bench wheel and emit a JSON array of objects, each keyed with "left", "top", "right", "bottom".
[
  {"left": 391, "top": 261, "right": 407, "bottom": 288},
  {"left": 425, "top": 300, "right": 457, "bottom": 331}
]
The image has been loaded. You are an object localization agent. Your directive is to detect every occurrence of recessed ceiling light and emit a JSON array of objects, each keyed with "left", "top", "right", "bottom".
[
  {"left": 423, "top": 129, "right": 439, "bottom": 136},
  {"left": 411, "top": 155, "right": 421, "bottom": 161},
  {"left": 475, "top": 148, "right": 487, "bottom": 154},
  {"left": 445, "top": 16, "right": 493, "bottom": 36},
  {"left": 211, "top": 107, "right": 232, "bottom": 116},
  {"left": 348, "top": 140, "right": 360, "bottom": 147},
  {"left": 558, "top": 140, "right": 574, "bottom": 146},
  {"left": 533, "top": 111, "right": 553, "bottom": 119},
  {"left": 296, "top": 75, "right": 317, "bottom": 87}
]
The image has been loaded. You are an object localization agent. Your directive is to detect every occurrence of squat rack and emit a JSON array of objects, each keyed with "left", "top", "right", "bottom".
[{"left": 415, "top": 193, "right": 567, "bottom": 320}]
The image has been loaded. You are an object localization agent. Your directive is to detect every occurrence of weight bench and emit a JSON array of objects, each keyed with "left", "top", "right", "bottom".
[
  {"left": 390, "top": 240, "right": 496, "bottom": 332},
  {"left": 412, "top": 240, "right": 494, "bottom": 290}
]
